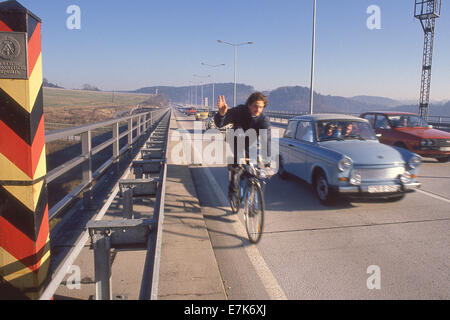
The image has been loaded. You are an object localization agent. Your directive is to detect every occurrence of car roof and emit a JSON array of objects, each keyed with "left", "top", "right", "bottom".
[{"left": 290, "top": 113, "right": 366, "bottom": 122}]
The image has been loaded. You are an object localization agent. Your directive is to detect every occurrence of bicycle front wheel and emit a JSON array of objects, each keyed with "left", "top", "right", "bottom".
[
  {"left": 229, "top": 191, "right": 240, "bottom": 214},
  {"left": 244, "top": 183, "right": 264, "bottom": 244}
]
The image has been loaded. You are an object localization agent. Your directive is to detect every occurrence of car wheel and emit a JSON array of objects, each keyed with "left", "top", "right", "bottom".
[
  {"left": 278, "top": 156, "right": 289, "bottom": 180},
  {"left": 314, "top": 172, "right": 335, "bottom": 205},
  {"left": 436, "top": 156, "right": 449, "bottom": 163}
]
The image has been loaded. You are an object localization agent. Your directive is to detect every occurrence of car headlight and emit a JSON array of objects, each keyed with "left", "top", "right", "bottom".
[
  {"left": 421, "top": 139, "right": 435, "bottom": 147},
  {"left": 338, "top": 157, "right": 353, "bottom": 172},
  {"left": 408, "top": 156, "right": 422, "bottom": 169},
  {"left": 350, "top": 172, "right": 362, "bottom": 185},
  {"left": 400, "top": 171, "right": 412, "bottom": 184}
]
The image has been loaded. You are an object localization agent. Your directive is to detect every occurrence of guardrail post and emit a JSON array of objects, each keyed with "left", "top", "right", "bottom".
[
  {"left": 137, "top": 115, "right": 142, "bottom": 138},
  {"left": 123, "top": 188, "right": 134, "bottom": 219},
  {"left": 112, "top": 123, "right": 120, "bottom": 160},
  {"left": 91, "top": 232, "right": 112, "bottom": 300},
  {"left": 143, "top": 114, "right": 147, "bottom": 132},
  {"left": 0, "top": 2, "right": 50, "bottom": 300},
  {"left": 128, "top": 118, "right": 133, "bottom": 149},
  {"left": 112, "top": 122, "right": 120, "bottom": 174},
  {"left": 81, "top": 130, "right": 93, "bottom": 208}
]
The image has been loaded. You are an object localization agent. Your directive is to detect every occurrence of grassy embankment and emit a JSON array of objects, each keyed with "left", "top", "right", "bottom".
[{"left": 43, "top": 88, "right": 155, "bottom": 229}]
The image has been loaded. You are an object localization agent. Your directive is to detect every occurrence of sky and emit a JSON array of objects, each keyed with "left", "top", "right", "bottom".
[{"left": 18, "top": 0, "right": 450, "bottom": 101}]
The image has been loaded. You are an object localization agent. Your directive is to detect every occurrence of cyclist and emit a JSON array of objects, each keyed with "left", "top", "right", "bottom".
[{"left": 214, "top": 92, "right": 272, "bottom": 199}]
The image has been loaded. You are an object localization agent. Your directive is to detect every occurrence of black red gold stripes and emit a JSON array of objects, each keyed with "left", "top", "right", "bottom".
[
  {"left": 0, "top": 1, "right": 49, "bottom": 300},
  {"left": 0, "top": 86, "right": 43, "bottom": 146}
]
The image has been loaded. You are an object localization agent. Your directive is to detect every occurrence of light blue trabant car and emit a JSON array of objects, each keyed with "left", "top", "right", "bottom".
[{"left": 278, "top": 114, "right": 422, "bottom": 204}]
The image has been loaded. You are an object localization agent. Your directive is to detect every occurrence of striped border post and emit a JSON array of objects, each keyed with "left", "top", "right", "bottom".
[{"left": 0, "top": 1, "right": 50, "bottom": 300}]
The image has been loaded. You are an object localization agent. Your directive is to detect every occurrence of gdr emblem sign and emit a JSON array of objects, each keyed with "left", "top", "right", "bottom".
[{"left": 0, "top": 31, "right": 28, "bottom": 79}]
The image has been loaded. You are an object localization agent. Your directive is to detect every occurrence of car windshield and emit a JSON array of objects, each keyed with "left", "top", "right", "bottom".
[
  {"left": 317, "top": 120, "right": 377, "bottom": 142},
  {"left": 387, "top": 115, "right": 428, "bottom": 128}
]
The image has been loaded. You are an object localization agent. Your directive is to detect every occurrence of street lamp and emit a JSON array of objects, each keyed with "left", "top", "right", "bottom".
[
  {"left": 188, "top": 81, "right": 196, "bottom": 106},
  {"left": 217, "top": 40, "right": 254, "bottom": 108},
  {"left": 309, "top": 0, "right": 317, "bottom": 115},
  {"left": 201, "top": 62, "right": 225, "bottom": 111},
  {"left": 193, "top": 74, "right": 211, "bottom": 108}
]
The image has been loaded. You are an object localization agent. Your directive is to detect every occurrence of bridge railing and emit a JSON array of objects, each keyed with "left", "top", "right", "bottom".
[
  {"left": 45, "top": 108, "right": 167, "bottom": 220},
  {"left": 40, "top": 108, "right": 171, "bottom": 300},
  {"left": 265, "top": 110, "right": 450, "bottom": 130}
]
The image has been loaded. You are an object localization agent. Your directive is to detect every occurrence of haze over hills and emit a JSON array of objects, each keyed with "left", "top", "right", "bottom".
[
  {"left": 349, "top": 96, "right": 402, "bottom": 108},
  {"left": 133, "top": 83, "right": 450, "bottom": 117}
]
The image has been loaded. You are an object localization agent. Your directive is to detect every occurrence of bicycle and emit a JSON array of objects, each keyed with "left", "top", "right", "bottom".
[{"left": 229, "top": 161, "right": 272, "bottom": 244}]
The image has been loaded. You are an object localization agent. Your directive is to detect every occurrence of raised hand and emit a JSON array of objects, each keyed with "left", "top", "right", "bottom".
[{"left": 217, "top": 95, "right": 228, "bottom": 116}]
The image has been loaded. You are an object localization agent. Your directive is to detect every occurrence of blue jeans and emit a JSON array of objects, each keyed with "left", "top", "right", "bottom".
[{"left": 228, "top": 164, "right": 244, "bottom": 195}]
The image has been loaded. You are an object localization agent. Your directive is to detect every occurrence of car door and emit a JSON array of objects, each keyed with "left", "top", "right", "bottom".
[
  {"left": 280, "top": 120, "right": 298, "bottom": 173},
  {"left": 290, "top": 121, "right": 314, "bottom": 180},
  {"left": 362, "top": 114, "right": 375, "bottom": 129},
  {"left": 374, "top": 114, "right": 394, "bottom": 145}
]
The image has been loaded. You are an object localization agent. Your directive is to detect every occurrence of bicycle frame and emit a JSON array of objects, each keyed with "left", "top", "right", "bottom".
[{"left": 238, "top": 170, "right": 267, "bottom": 206}]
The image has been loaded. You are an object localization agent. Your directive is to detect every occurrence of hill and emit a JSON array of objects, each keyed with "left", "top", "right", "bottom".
[
  {"left": 265, "top": 86, "right": 398, "bottom": 114},
  {"left": 132, "top": 83, "right": 448, "bottom": 117},
  {"left": 134, "top": 83, "right": 255, "bottom": 107},
  {"left": 349, "top": 95, "right": 402, "bottom": 108},
  {"left": 393, "top": 101, "right": 450, "bottom": 117}
]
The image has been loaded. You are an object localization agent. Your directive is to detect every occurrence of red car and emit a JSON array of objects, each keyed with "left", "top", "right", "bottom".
[
  {"left": 361, "top": 112, "right": 450, "bottom": 163},
  {"left": 185, "top": 107, "right": 197, "bottom": 116}
]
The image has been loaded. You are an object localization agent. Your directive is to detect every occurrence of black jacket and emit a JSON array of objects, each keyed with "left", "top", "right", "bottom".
[
  {"left": 214, "top": 105, "right": 272, "bottom": 165},
  {"left": 214, "top": 104, "right": 271, "bottom": 132}
]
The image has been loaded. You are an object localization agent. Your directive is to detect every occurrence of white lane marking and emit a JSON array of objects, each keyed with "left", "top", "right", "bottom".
[
  {"left": 202, "top": 165, "right": 288, "bottom": 300},
  {"left": 416, "top": 189, "right": 450, "bottom": 204},
  {"left": 174, "top": 116, "right": 288, "bottom": 300}
]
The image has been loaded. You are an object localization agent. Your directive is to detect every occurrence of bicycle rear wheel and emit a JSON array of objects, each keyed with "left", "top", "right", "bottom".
[{"left": 244, "top": 183, "right": 264, "bottom": 244}]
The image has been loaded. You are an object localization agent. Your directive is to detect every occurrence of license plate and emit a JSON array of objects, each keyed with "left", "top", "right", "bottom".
[
  {"left": 368, "top": 185, "right": 399, "bottom": 193},
  {"left": 440, "top": 147, "right": 450, "bottom": 152}
]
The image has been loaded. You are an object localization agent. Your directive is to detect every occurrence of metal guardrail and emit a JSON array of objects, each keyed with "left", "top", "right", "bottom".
[
  {"left": 46, "top": 109, "right": 167, "bottom": 220},
  {"left": 139, "top": 125, "right": 170, "bottom": 300},
  {"left": 265, "top": 110, "right": 450, "bottom": 129},
  {"left": 40, "top": 109, "right": 171, "bottom": 300},
  {"left": 428, "top": 116, "right": 450, "bottom": 131}
]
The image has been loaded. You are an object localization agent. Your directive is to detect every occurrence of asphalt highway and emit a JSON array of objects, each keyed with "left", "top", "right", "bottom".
[{"left": 174, "top": 109, "right": 450, "bottom": 300}]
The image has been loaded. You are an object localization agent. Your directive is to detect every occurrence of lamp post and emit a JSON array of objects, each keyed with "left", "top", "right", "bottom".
[
  {"left": 217, "top": 40, "right": 253, "bottom": 107},
  {"left": 188, "top": 81, "right": 196, "bottom": 106},
  {"left": 193, "top": 74, "right": 211, "bottom": 108},
  {"left": 309, "top": 0, "right": 317, "bottom": 115},
  {"left": 201, "top": 62, "right": 225, "bottom": 111}
]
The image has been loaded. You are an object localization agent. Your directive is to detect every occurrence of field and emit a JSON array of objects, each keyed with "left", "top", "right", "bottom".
[
  {"left": 43, "top": 87, "right": 161, "bottom": 215},
  {"left": 44, "top": 87, "right": 153, "bottom": 109},
  {"left": 43, "top": 87, "right": 156, "bottom": 126}
]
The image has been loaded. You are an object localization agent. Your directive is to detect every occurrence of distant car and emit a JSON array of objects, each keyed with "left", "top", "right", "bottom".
[
  {"left": 278, "top": 114, "right": 422, "bottom": 204},
  {"left": 195, "top": 111, "right": 209, "bottom": 121},
  {"left": 185, "top": 107, "right": 197, "bottom": 116},
  {"left": 361, "top": 112, "right": 450, "bottom": 163}
]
